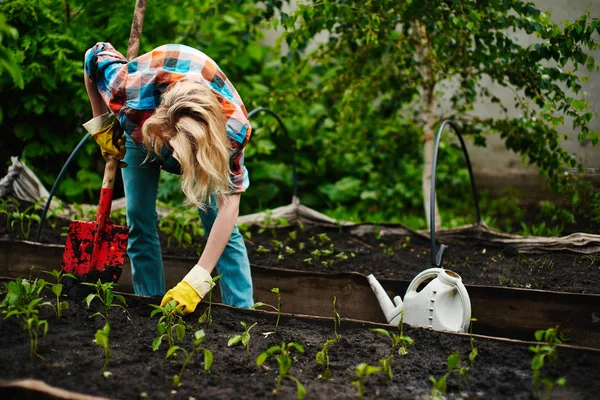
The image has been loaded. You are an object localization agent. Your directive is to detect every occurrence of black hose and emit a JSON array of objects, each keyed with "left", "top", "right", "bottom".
[
  {"left": 430, "top": 120, "right": 481, "bottom": 267},
  {"left": 247, "top": 107, "right": 298, "bottom": 199},
  {"left": 35, "top": 133, "right": 91, "bottom": 243}
]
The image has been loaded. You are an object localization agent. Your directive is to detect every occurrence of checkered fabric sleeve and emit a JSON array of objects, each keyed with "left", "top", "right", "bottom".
[{"left": 84, "top": 42, "right": 251, "bottom": 194}]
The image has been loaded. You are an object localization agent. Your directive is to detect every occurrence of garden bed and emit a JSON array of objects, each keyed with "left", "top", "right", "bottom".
[
  {"left": 1, "top": 289, "right": 599, "bottom": 400},
  {"left": 3, "top": 208, "right": 598, "bottom": 295}
]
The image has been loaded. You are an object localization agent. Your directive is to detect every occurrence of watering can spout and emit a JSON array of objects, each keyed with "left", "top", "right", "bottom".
[{"left": 367, "top": 274, "right": 403, "bottom": 325}]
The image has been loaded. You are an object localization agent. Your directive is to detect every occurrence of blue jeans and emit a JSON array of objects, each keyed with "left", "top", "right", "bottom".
[{"left": 121, "top": 136, "right": 253, "bottom": 308}]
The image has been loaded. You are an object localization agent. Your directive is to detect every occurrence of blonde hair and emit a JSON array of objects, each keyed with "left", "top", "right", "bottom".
[{"left": 141, "top": 80, "right": 232, "bottom": 210}]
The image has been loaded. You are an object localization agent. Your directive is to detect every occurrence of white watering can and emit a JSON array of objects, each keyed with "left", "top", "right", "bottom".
[{"left": 367, "top": 268, "right": 471, "bottom": 333}]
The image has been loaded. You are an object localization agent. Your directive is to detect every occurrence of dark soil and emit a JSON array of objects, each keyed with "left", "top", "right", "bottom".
[
  {"left": 2, "top": 205, "right": 599, "bottom": 295},
  {"left": 1, "top": 290, "right": 599, "bottom": 400},
  {"left": 240, "top": 224, "right": 600, "bottom": 294}
]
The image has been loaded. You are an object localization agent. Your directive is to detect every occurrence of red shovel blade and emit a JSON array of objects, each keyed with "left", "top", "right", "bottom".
[{"left": 61, "top": 220, "right": 129, "bottom": 283}]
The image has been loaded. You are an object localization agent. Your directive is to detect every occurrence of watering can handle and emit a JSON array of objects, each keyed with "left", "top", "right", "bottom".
[{"left": 406, "top": 268, "right": 444, "bottom": 294}]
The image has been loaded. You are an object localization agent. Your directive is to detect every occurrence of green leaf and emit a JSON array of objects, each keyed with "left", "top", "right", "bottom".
[
  {"left": 85, "top": 293, "right": 96, "bottom": 308},
  {"left": 157, "top": 322, "right": 167, "bottom": 335},
  {"left": 114, "top": 294, "right": 127, "bottom": 306},
  {"left": 166, "top": 346, "right": 183, "bottom": 359},
  {"left": 241, "top": 332, "right": 250, "bottom": 348},
  {"left": 572, "top": 99, "right": 586, "bottom": 111},
  {"left": 228, "top": 335, "right": 242, "bottom": 346},
  {"left": 51, "top": 283, "right": 62, "bottom": 297},
  {"left": 152, "top": 335, "right": 164, "bottom": 351},
  {"left": 288, "top": 342, "right": 304, "bottom": 353},
  {"left": 105, "top": 290, "right": 113, "bottom": 307},
  {"left": 175, "top": 324, "right": 186, "bottom": 341},
  {"left": 532, "top": 354, "right": 545, "bottom": 370},
  {"left": 256, "top": 351, "right": 270, "bottom": 366},
  {"left": 447, "top": 353, "right": 460, "bottom": 370},
  {"left": 370, "top": 328, "right": 391, "bottom": 338},
  {"left": 203, "top": 349, "right": 213, "bottom": 371}
]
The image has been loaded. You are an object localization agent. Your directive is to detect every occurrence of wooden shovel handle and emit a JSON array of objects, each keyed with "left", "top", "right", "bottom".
[
  {"left": 95, "top": 0, "right": 147, "bottom": 229},
  {"left": 126, "top": 0, "right": 147, "bottom": 61}
]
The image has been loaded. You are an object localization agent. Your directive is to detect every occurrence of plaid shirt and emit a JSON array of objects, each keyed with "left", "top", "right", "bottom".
[{"left": 85, "top": 42, "right": 251, "bottom": 194}]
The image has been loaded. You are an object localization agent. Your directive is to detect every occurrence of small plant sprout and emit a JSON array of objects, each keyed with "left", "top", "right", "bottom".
[
  {"left": 285, "top": 246, "right": 295, "bottom": 255},
  {"left": 529, "top": 326, "right": 566, "bottom": 400},
  {"left": 370, "top": 314, "right": 413, "bottom": 379},
  {"left": 333, "top": 296, "right": 341, "bottom": 342},
  {"left": 351, "top": 363, "right": 382, "bottom": 399},
  {"left": 168, "top": 329, "right": 213, "bottom": 387},
  {"left": 256, "top": 245, "right": 271, "bottom": 254},
  {"left": 198, "top": 275, "right": 222, "bottom": 325},
  {"left": 288, "top": 231, "right": 297, "bottom": 241},
  {"left": 468, "top": 318, "right": 478, "bottom": 368},
  {"left": 1, "top": 277, "right": 51, "bottom": 358},
  {"left": 256, "top": 342, "right": 306, "bottom": 399},
  {"left": 94, "top": 322, "right": 111, "bottom": 375},
  {"left": 315, "top": 338, "right": 336, "bottom": 380},
  {"left": 252, "top": 287, "right": 281, "bottom": 332},
  {"left": 82, "top": 280, "right": 129, "bottom": 322},
  {"left": 316, "top": 233, "right": 331, "bottom": 245},
  {"left": 430, "top": 351, "right": 470, "bottom": 398},
  {"left": 42, "top": 270, "right": 77, "bottom": 317},
  {"left": 228, "top": 321, "right": 258, "bottom": 363},
  {"left": 150, "top": 300, "right": 187, "bottom": 352}
]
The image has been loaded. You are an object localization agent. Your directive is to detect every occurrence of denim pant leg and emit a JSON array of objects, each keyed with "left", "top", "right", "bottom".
[
  {"left": 199, "top": 204, "right": 254, "bottom": 308},
  {"left": 121, "top": 137, "right": 165, "bottom": 296}
]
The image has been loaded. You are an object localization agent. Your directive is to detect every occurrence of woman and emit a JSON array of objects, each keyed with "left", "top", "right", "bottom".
[{"left": 83, "top": 42, "right": 253, "bottom": 312}]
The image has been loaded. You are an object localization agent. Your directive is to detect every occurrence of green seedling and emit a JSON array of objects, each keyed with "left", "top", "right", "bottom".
[
  {"left": 321, "top": 260, "right": 333, "bottom": 268},
  {"left": 150, "top": 300, "right": 187, "bottom": 352},
  {"left": 335, "top": 252, "right": 348, "bottom": 261},
  {"left": 277, "top": 254, "right": 285, "bottom": 262},
  {"left": 228, "top": 321, "right": 258, "bottom": 363},
  {"left": 285, "top": 246, "right": 295, "bottom": 255},
  {"left": 288, "top": 231, "right": 297, "bottom": 241},
  {"left": 238, "top": 223, "right": 252, "bottom": 240},
  {"left": 303, "top": 257, "right": 312, "bottom": 264},
  {"left": 270, "top": 239, "right": 284, "bottom": 251},
  {"left": 9, "top": 205, "right": 41, "bottom": 240},
  {"left": 315, "top": 338, "right": 336, "bottom": 380},
  {"left": 0, "top": 198, "right": 20, "bottom": 228},
  {"left": 94, "top": 322, "right": 111, "bottom": 375},
  {"left": 371, "top": 313, "right": 413, "bottom": 379},
  {"left": 468, "top": 318, "right": 478, "bottom": 368},
  {"left": 430, "top": 351, "right": 470, "bottom": 398},
  {"left": 168, "top": 329, "right": 213, "bottom": 387},
  {"left": 158, "top": 209, "right": 204, "bottom": 249},
  {"left": 298, "top": 242, "right": 305, "bottom": 251},
  {"left": 316, "top": 233, "right": 331, "bottom": 245},
  {"left": 257, "top": 342, "right": 306, "bottom": 398},
  {"left": 529, "top": 326, "right": 566, "bottom": 400},
  {"left": 42, "top": 270, "right": 77, "bottom": 317},
  {"left": 1, "top": 277, "right": 51, "bottom": 358},
  {"left": 82, "top": 280, "right": 129, "bottom": 322},
  {"left": 333, "top": 296, "right": 341, "bottom": 342},
  {"left": 252, "top": 287, "right": 281, "bottom": 332},
  {"left": 351, "top": 363, "right": 382, "bottom": 398},
  {"left": 198, "top": 275, "right": 222, "bottom": 325},
  {"left": 256, "top": 245, "right": 271, "bottom": 254}
]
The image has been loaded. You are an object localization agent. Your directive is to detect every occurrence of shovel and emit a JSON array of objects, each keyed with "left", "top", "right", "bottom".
[
  {"left": 61, "top": 0, "right": 148, "bottom": 285},
  {"left": 61, "top": 158, "right": 128, "bottom": 283}
]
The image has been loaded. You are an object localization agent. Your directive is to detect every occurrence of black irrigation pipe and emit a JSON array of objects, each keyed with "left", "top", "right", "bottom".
[
  {"left": 430, "top": 120, "right": 481, "bottom": 267},
  {"left": 247, "top": 107, "right": 298, "bottom": 199},
  {"left": 35, "top": 108, "right": 297, "bottom": 243},
  {"left": 35, "top": 133, "right": 91, "bottom": 243}
]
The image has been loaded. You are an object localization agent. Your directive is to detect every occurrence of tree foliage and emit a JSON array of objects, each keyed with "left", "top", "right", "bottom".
[{"left": 276, "top": 0, "right": 599, "bottom": 195}]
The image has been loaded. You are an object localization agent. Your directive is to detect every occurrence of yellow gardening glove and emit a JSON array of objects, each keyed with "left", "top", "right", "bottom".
[
  {"left": 161, "top": 281, "right": 202, "bottom": 314},
  {"left": 83, "top": 112, "right": 127, "bottom": 166},
  {"left": 161, "top": 265, "right": 214, "bottom": 314}
]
